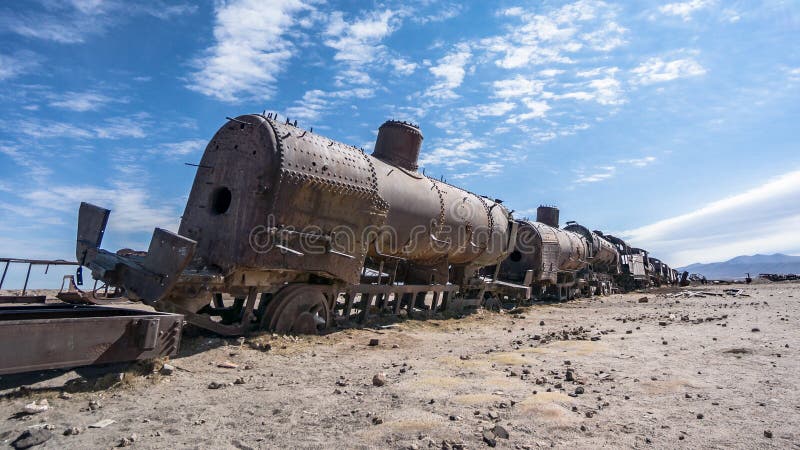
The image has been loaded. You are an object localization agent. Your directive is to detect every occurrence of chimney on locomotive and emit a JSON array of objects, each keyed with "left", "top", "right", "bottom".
[
  {"left": 372, "top": 120, "right": 423, "bottom": 171},
  {"left": 536, "top": 205, "right": 560, "bottom": 228}
]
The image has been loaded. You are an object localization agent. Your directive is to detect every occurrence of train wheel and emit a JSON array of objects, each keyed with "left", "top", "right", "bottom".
[{"left": 261, "top": 284, "right": 330, "bottom": 334}]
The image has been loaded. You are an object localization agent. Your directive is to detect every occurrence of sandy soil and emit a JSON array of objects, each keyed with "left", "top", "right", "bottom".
[{"left": 1, "top": 282, "right": 798, "bottom": 449}]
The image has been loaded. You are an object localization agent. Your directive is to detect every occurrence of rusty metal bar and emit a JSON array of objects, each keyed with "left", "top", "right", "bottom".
[
  {"left": 0, "top": 304, "right": 183, "bottom": 375},
  {"left": 0, "top": 261, "right": 8, "bottom": 290},
  {"left": 22, "top": 263, "right": 32, "bottom": 296}
]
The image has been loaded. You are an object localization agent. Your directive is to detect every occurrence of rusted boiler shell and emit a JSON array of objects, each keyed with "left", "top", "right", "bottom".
[
  {"left": 498, "top": 220, "right": 589, "bottom": 285},
  {"left": 177, "top": 115, "right": 513, "bottom": 305}
]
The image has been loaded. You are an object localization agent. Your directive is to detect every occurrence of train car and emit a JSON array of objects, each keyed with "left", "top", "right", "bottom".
[
  {"left": 598, "top": 234, "right": 649, "bottom": 291},
  {"left": 562, "top": 222, "right": 620, "bottom": 296},
  {"left": 495, "top": 206, "right": 590, "bottom": 301},
  {"left": 76, "top": 115, "right": 525, "bottom": 335}
]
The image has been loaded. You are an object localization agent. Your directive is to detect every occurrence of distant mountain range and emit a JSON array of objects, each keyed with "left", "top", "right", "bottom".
[{"left": 677, "top": 253, "right": 800, "bottom": 280}]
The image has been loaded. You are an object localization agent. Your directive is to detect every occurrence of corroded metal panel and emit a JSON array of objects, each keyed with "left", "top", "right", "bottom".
[{"left": 0, "top": 304, "right": 182, "bottom": 375}]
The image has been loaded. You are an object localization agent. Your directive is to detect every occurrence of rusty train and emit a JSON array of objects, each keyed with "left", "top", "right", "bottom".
[{"left": 77, "top": 114, "right": 677, "bottom": 335}]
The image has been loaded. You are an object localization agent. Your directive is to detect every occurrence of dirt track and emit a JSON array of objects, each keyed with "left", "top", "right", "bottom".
[{"left": 1, "top": 282, "right": 798, "bottom": 449}]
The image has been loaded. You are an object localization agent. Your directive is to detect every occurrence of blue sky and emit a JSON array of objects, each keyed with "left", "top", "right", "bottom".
[{"left": 1, "top": 0, "right": 799, "bottom": 288}]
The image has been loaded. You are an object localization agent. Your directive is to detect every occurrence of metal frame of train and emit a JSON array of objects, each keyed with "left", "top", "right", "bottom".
[{"left": 76, "top": 114, "right": 677, "bottom": 336}]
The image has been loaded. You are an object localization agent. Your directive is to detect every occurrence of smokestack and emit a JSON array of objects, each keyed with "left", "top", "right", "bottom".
[
  {"left": 536, "top": 205, "right": 559, "bottom": 228},
  {"left": 372, "top": 120, "right": 423, "bottom": 171}
]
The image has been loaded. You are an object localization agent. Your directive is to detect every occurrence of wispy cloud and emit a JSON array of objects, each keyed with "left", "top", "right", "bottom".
[
  {"left": 658, "top": 0, "right": 715, "bottom": 22},
  {"left": 484, "top": 1, "right": 626, "bottom": 69},
  {"left": 22, "top": 181, "right": 181, "bottom": 234},
  {"left": 623, "top": 169, "right": 800, "bottom": 266},
  {"left": 187, "top": 0, "right": 309, "bottom": 102},
  {"left": 411, "top": 4, "right": 463, "bottom": 25},
  {"left": 2, "top": 113, "right": 151, "bottom": 140},
  {"left": 48, "top": 90, "right": 123, "bottom": 112},
  {"left": 575, "top": 165, "right": 616, "bottom": 183},
  {"left": 617, "top": 156, "right": 656, "bottom": 167},
  {"left": 323, "top": 9, "right": 399, "bottom": 86},
  {"left": 426, "top": 44, "right": 471, "bottom": 99},
  {"left": 631, "top": 57, "right": 706, "bottom": 85},
  {"left": 0, "top": 0, "right": 195, "bottom": 44},
  {"left": 0, "top": 51, "right": 41, "bottom": 81},
  {"left": 284, "top": 87, "right": 375, "bottom": 122}
]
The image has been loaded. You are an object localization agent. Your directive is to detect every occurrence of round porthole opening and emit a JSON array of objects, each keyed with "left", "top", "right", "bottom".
[
  {"left": 509, "top": 250, "right": 522, "bottom": 262},
  {"left": 210, "top": 187, "right": 232, "bottom": 215}
]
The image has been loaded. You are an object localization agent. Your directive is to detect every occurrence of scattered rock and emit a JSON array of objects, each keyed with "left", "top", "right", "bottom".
[
  {"left": 117, "top": 434, "right": 138, "bottom": 447},
  {"left": 482, "top": 430, "right": 497, "bottom": 447},
  {"left": 11, "top": 429, "right": 52, "bottom": 449},
  {"left": 372, "top": 372, "right": 387, "bottom": 387},
  {"left": 368, "top": 338, "right": 380, "bottom": 346},
  {"left": 638, "top": 297, "right": 648, "bottom": 303},
  {"left": 696, "top": 413, "right": 704, "bottom": 419},
  {"left": 217, "top": 361, "right": 238, "bottom": 369},
  {"left": 492, "top": 425, "right": 510, "bottom": 439},
  {"left": 575, "top": 386, "right": 585, "bottom": 395},
  {"left": 58, "top": 392, "right": 72, "bottom": 400},
  {"left": 751, "top": 328, "right": 760, "bottom": 333},
  {"left": 89, "top": 399, "right": 102, "bottom": 411},
  {"left": 234, "top": 377, "right": 246, "bottom": 385},
  {"left": 371, "top": 416, "right": 383, "bottom": 425},
  {"left": 764, "top": 430, "right": 773, "bottom": 439},
  {"left": 565, "top": 370, "right": 575, "bottom": 382},
  {"left": 160, "top": 363, "right": 175, "bottom": 375},
  {"left": 22, "top": 399, "right": 49, "bottom": 415},
  {"left": 208, "top": 381, "right": 225, "bottom": 389},
  {"left": 64, "top": 427, "right": 80, "bottom": 436},
  {"left": 487, "top": 411, "right": 499, "bottom": 420}
]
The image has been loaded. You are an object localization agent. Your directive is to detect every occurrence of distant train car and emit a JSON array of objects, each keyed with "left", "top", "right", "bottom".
[
  {"left": 562, "top": 222, "right": 620, "bottom": 296},
  {"left": 496, "top": 206, "right": 590, "bottom": 300},
  {"left": 599, "top": 234, "right": 649, "bottom": 291}
]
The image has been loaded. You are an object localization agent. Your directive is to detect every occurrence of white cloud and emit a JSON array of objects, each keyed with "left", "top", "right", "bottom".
[
  {"left": 22, "top": 182, "right": 180, "bottom": 234},
  {"left": 658, "top": 0, "right": 715, "bottom": 21},
  {"left": 506, "top": 99, "right": 551, "bottom": 123},
  {"left": 419, "top": 138, "right": 485, "bottom": 167},
  {"left": 187, "top": 0, "right": 308, "bottom": 102},
  {"left": 557, "top": 67, "right": 624, "bottom": 105},
  {"left": 485, "top": 0, "right": 626, "bottom": 69},
  {"left": 49, "top": 91, "right": 120, "bottom": 112},
  {"left": 411, "top": 4, "right": 463, "bottom": 25},
  {"left": 461, "top": 102, "right": 516, "bottom": 120},
  {"left": 391, "top": 59, "right": 418, "bottom": 75},
  {"left": 285, "top": 87, "right": 375, "bottom": 122},
  {"left": 575, "top": 165, "right": 616, "bottom": 183},
  {"left": 324, "top": 10, "right": 396, "bottom": 65},
  {"left": 539, "top": 69, "right": 565, "bottom": 78},
  {"left": 493, "top": 75, "right": 544, "bottom": 98},
  {"left": 623, "top": 169, "right": 800, "bottom": 266},
  {"left": 426, "top": 44, "right": 471, "bottom": 99},
  {"left": 631, "top": 57, "right": 706, "bottom": 85},
  {"left": 617, "top": 156, "right": 656, "bottom": 167},
  {"left": 323, "top": 9, "right": 403, "bottom": 87}
]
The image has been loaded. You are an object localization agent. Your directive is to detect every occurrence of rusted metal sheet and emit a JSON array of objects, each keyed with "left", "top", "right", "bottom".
[
  {"left": 0, "top": 304, "right": 182, "bottom": 375},
  {"left": 0, "top": 295, "right": 46, "bottom": 303}
]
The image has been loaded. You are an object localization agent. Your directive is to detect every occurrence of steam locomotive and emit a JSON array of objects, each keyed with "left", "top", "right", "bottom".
[{"left": 76, "top": 114, "right": 675, "bottom": 335}]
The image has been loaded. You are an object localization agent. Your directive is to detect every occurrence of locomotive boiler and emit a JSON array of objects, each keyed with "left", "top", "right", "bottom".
[{"left": 76, "top": 115, "right": 517, "bottom": 335}]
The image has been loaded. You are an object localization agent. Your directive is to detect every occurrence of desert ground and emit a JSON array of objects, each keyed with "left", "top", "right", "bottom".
[{"left": 0, "top": 282, "right": 798, "bottom": 449}]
